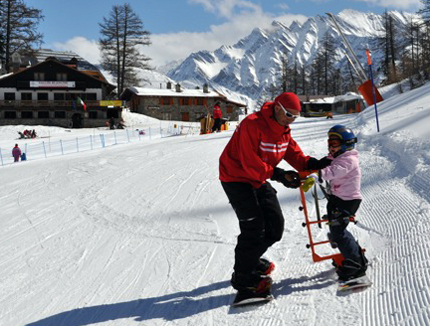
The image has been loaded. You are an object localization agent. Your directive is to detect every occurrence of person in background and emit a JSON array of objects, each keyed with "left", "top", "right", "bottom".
[
  {"left": 12, "top": 144, "right": 22, "bottom": 162},
  {"left": 219, "top": 92, "right": 332, "bottom": 298},
  {"left": 211, "top": 102, "right": 222, "bottom": 133},
  {"left": 109, "top": 117, "right": 115, "bottom": 130}
]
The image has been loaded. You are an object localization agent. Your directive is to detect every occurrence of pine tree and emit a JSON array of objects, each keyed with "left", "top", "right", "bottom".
[
  {"left": 418, "top": 0, "right": 430, "bottom": 79},
  {"left": 0, "top": 0, "right": 43, "bottom": 72},
  {"left": 99, "top": 3, "right": 151, "bottom": 95},
  {"left": 320, "top": 32, "right": 336, "bottom": 95}
]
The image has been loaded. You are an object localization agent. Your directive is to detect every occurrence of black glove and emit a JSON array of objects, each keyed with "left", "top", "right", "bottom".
[
  {"left": 270, "top": 167, "right": 301, "bottom": 188},
  {"left": 307, "top": 157, "right": 332, "bottom": 170}
]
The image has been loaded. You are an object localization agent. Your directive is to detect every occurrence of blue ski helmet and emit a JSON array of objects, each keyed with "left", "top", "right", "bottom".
[{"left": 328, "top": 125, "right": 357, "bottom": 152}]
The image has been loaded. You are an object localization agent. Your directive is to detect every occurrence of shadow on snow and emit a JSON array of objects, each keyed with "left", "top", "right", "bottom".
[{"left": 27, "top": 270, "right": 335, "bottom": 324}]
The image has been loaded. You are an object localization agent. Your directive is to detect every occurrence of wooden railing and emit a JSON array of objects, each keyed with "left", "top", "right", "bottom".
[{"left": 0, "top": 100, "right": 100, "bottom": 108}]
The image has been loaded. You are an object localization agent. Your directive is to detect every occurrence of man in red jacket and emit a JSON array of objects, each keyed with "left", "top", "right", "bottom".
[
  {"left": 219, "top": 92, "right": 331, "bottom": 296},
  {"left": 211, "top": 102, "right": 222, "bottom": 133}
]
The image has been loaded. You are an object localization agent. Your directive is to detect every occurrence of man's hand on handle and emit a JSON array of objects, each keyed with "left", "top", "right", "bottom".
[{"left": 271, "top": 167, "right": 300, "bottom": 188}]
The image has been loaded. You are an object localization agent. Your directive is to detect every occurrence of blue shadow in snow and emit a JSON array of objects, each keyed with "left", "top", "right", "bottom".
[{"left": 26, "top": 281, "right": 231, "bottom": 326}]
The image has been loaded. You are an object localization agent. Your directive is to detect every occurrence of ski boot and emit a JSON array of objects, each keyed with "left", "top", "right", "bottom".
[
  {"left": 231, "top": 271, "right": 273, "bottom": 307},
  {"left": 256, "top": 258, "right": 275, "bottom": 275}
]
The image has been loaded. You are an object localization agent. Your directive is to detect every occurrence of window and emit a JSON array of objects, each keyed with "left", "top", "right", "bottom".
[
  {"left": 4, "top": 111, "right": 16, "bottom": 119},
  {"left": 54, "top": 93, "right": 65, "bottom": 100},
  {"left": 34, "top": 72, "right": 45, "bottom": 81},
  {"left": 161, "top": 97, "right": 171, "bottom": 105},
  {"left": 5, "top": 93, "right": 15, "bottom": 100},
  {"left": 86, "top": 93, "right": 97, "bottom": 101},
  {"left": 181, "top": 112, "right": 190, "bottom": 121},
  {"left": 88, "top": 111, "right": 98, "bottom": 119},
  {"left": 21, "top": 93, "right": 32, "bottom": 100},
  {"left": 179, "top": 97, "right": 190, "bottom": 105},
  {"left": 21, "top": 111, "right": 33, "bottom": 119},
  {"left": 196, "top": 98, "right": 204, "bottom": 105},
  {"left": 38, "top": 111, "right": 50, "bottom": 119},
  {"left": 56, "top": 73, "right": 67, "bottom": 81},
  {"left": 54, "top": 111, "right": 66, "bottom": 119},
  {"left": 37, "top": 93, "right": 48, "bottom": 100}
]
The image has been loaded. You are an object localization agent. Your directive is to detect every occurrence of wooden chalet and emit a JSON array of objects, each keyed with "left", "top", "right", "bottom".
[{"left": 0, "top": 54, "right": 120, "bottom": 128}]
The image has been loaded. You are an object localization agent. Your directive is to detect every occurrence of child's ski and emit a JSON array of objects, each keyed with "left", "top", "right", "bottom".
[{"left": 337, "top": 275, "right": 372, "bottom": 292}]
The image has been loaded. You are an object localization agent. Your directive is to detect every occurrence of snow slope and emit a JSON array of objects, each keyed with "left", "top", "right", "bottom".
[{"left": 1, "top": 84, "right": 430, "bottom": 326}]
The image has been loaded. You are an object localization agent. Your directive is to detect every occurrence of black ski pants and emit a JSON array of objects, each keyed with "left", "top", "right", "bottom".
[
  {"left": 327, "top": 195, "right": 362, "bottom": 263},
  {"left": 212, "top": 118, "right": 222, "bottom": 132},
  {"left": 221, "top": 181, "right": 284, "bottom": 274}
]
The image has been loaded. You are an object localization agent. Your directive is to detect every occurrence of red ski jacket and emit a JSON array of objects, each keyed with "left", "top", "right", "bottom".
[
  {"left": 219, "top": 102, "right": 310, "bottom": 188},
  {"left": 213, "top": 105, "right": 222, "bottom": 119}
]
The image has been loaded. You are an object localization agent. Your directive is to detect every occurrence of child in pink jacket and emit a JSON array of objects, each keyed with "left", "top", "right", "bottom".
[
  {"left": 12, "top": 144, "right": 22, "bottom": 162},
  {"left": 319, "top": 125, "right": 368, "bottom": 282}
]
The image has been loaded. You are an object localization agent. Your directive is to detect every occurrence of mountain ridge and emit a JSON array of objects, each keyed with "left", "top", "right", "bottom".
[{"left": 165, "top": 10, "right": 419, "bottom": 101}]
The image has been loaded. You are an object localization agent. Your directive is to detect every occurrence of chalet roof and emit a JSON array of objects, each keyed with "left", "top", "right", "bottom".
[
  {"left": 126, "top": 86, "right": 221, "bottom": 98},
  {"left": 34, "top": 49, "right": 99, "bottom": 72},
  {"left": 121, "top": 86, "right": 247, "bottom": 107},
  {"left": 0, "top": 72, "right": 13, "bottom": 80},
  {"left": 306, "top": 92, "right": 363, "bottom": 104},
  {"left": 0, "top": 57, "right": 115, "bottom": 92}
]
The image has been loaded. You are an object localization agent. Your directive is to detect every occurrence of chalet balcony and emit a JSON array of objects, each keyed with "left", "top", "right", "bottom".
[{"left": 0, "top": 100, "right": 100, "bottom": 108}]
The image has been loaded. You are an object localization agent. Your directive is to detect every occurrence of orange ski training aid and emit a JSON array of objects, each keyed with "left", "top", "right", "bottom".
[{"left": 298, "top": 171, "right": 345, "bottom": 267}]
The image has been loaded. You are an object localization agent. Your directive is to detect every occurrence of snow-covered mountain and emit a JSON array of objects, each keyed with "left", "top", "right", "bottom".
[{"left": 167, "top": 9, "right": 419, "bottom": 100}]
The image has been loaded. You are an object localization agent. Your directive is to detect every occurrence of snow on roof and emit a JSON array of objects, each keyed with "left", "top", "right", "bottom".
[
  {"left": 0, "top": 72, "right": 14, "bottom": 80},
  {"left": 128, "top": 86, "right": 222, "bottom": 98},
  {"left": 334, "top": 92, "right": 363, "bottom": 102},
  {"left": 310, "top": 92, "right": 363, "bottom": 104}
]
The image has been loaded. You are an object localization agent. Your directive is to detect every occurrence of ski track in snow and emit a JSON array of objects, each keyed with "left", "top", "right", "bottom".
[{"left": 0, "top": 108, "right": 429, "bottom": 325}]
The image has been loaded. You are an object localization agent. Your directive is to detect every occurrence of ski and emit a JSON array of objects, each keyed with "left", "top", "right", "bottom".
[
  {"left": 232, "top": 290, "right": 274, "bottom": 307},
  {"left": 337, "top": 275, "right": 372, "bottom": 292}
]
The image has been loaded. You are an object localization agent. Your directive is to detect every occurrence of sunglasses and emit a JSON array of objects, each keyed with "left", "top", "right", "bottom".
[
  {"left": 328, "top": 138, "right": 342, "bottom": 147},
  {"left": 278, "top": 102, "right": 300, "bottom": 119}
]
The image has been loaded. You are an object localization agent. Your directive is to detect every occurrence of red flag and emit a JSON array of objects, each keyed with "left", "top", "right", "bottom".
[{"left": 366, "top": 49, "right": 372, "bottom": 65}]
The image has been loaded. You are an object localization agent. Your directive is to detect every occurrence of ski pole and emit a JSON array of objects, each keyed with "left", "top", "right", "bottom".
[{"left": 366, "top": 49, "right": 380, "bottom": 132}]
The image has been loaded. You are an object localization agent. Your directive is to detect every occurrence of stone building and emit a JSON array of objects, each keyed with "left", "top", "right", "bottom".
[{"left": 120, "top": 82, "right": 245, "bottom": 122}]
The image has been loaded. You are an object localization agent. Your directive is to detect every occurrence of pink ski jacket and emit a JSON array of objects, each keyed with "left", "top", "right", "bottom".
[
  {"left": 320, "top": 149, "right": 362, "bottom": 200},
  {"left": 12, "top": 147, "right": 22, "bottom": 158}
]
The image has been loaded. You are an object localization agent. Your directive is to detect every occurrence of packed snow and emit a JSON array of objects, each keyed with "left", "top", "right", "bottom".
[{"left": 1, "top": 83, "right": 430, "bottom": 326}]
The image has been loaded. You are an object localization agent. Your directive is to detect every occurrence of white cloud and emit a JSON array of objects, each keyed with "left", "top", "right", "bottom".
[
  {"left": 52, "top": 2, "right": 307, "bottom": 68},
  {"left": 52, "top": 37, "right": 101, "bottom": 64},
  {"left": 351, "top": 0, "right": 420, "bottom": 9}
]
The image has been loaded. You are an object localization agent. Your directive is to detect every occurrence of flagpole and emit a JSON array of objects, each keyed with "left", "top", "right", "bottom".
[{"left": 366, "top": 49, "right": 380, "bottom": 132}]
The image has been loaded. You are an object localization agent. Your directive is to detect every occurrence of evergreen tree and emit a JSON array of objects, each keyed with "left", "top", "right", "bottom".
[
  {"left": 320, "top": 32, "right": 336, "bottom": 95},
  {"left": 99, "top": 3, "right": 151, "bottom": 95},
  {"left": 418, "top": 1, "right": 430, "bottom": 79},
  {"left": 0, "top": 0, "right": 43, "bottom": 72},
  {"left": 378, "top": 11, "right": 400, "bottom": 83}
]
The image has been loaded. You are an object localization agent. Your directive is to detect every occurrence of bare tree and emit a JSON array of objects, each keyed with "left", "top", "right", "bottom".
[
  {"left": 99, "top": 3, "right": 151, "bottom": 95},
  {"left": 0, "top": 0, "right": 43, "bottom": 72},
  {"left": 378, "top": 11, "right": 400, "bottom": 84}
]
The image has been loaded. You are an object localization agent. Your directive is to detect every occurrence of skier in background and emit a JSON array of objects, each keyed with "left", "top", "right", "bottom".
[
  {"left": 12, "top": 144, "right": 22, "bottom": 162},
  {"left": 211, "top": 102, "right": 222, "bottom": 133},
  {"left": 219, "top": 92, "right": 332, "bottom": 300},
  {"left": 315, "top": 124, "right": 368, "bottom": 281}
]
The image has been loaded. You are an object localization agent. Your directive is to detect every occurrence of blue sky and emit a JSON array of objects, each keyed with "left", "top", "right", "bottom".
[{"left": 25, "top": 0, "right": 421, "bottom": 67}]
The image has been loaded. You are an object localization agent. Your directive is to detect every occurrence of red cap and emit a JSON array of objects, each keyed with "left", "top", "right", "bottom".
[{"left": 274, "top": 92, "right": 301, "bottom": 112}]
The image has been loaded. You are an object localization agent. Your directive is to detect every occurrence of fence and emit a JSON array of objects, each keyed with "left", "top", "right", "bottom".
[{"left": 0, "top": 123, "right": 201, "bottom": 166}]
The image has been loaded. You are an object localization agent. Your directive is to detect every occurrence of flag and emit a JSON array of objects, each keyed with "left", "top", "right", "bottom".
[{"left": 77, "top": 96, "right": 87, "bottom": 111}]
